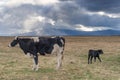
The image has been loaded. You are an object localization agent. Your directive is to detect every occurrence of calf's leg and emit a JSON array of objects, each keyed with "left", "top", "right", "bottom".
[
  {"left": 90, "top": 56, "right": 93, "bottom": 64},
  {"left": 88, "top": 55, "right": 90, "bottom": 64},
  {"left": 94, "top": 57, "right": 96, "bottom": 62},
  {"left": 97, "top": 56, "right": 102, "bottom": 62}
]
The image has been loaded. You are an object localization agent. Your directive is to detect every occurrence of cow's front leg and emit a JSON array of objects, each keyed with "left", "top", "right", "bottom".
[{"left": 32, "top": 55, "right": 39, "bottom": 71}]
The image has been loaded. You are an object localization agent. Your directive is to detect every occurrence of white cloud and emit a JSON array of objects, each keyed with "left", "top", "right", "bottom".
[
  {"left": 48, "top": 19, "right": 55, "bottom": 25},
  {"left": 86, "top": 10, "right": 120, "bottom": 18},
  {"left": 0, "top": 0, "right": 59, "bottom": 7},
  {"left": 0, "top": 1, "right": 6, "bottom": 6},
  {"left": 23, "top": 15, "right": 44, "bottom": 33},
  {"left": 34, "top": 0, "right": 59, "bottom": 5},
  {"left": 23, "top": 14, "right": 56, "bottom": 33},
  {"left": 75, "top": 24, "right": 111, "bottom": 32}
]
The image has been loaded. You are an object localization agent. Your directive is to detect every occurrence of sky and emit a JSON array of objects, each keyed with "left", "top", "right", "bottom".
[{"left": 0, "top": 0, "right": 120, "bottom": 36}]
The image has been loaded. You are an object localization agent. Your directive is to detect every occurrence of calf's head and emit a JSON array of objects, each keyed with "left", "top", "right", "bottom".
[{"left": 98, "top": 49, "right": 104, "bottom": 54}]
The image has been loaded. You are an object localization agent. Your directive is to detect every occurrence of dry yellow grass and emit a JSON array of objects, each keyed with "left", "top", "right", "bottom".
[{"left": 0, "top": 36, "right": 120, "bottom": 80}]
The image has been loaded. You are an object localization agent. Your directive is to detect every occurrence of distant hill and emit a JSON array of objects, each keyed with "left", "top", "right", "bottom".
[
  {"left": 17, "top": 29, "right": 120, "bottom": 36},
  {"left": 59, "top": 29, "right": 120, "bottom": 36}
]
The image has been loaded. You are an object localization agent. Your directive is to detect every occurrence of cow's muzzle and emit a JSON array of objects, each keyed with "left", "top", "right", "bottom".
[{"left": 8, "top": 44, "right": 11, "bottom": 47}]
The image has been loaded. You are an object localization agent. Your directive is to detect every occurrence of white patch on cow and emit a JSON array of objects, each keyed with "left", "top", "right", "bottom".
[
  {"left": 25, "top": 53, "right": 34, "bottom": 58},
  {"left": 15, "top": 36, "right": 18, "bottom": 40},
  {"left": 32, "top": 37, "right": 39, "bottom": 42},
  {"left": 27, "top": 53, "right": 31, "bottom": 57},
  {"left": 51, "top": 36, "right": 56, "bottom": 38},
  {"left": 60, "top": 47, "right": 64, "bottom": 53},
  {"left": 60, "top": 38, "right": 64, "bottom": 46},
  {"left": 51, "top": 44, "right": 59, "bottom": 54}
]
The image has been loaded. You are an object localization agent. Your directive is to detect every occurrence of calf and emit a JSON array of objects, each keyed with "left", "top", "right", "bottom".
[
  {"left": 88, "top": 49, "right": 103, "bottom": 64},
  {"left": 8, "top": 36, "right": 65, "bottom": 71}
]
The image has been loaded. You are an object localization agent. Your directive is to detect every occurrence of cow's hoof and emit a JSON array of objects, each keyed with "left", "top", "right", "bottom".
[
  {"left": 32, "top": 68, "right": 39, "bottom": 71},
  {"left": 56, "top": 67, "right": 61, "bottom": 70}
]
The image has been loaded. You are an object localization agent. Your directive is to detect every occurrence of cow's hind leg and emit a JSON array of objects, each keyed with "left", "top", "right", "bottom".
[
  {"left": 56, "top": 53, "right": 63, "bottom": 70},
  {"left": 32, "top": 55, "right": 39, "bottom": 71},
  {"left": 56, "top": 47, "right": 64, "bottom": 70}
]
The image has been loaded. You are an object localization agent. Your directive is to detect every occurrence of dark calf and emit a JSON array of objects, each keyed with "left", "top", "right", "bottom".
[{"left": 88, "top": 49, "right": 103, "bottom": 64}]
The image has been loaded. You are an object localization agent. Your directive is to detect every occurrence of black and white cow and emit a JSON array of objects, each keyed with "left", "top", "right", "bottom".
[
  {"left": 8, "top": 36, "right": 65, "bottom": 71},
  {"left": 88, "top": 49, "right": 103, "bottom": 64}
]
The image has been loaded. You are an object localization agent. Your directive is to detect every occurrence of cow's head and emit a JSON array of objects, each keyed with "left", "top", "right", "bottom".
[
  {"left": 8, "top": 36, "right": 19, "bottom": 47},
  {"left": 98, "top": 49, "right": 104, "bottom": 54}
]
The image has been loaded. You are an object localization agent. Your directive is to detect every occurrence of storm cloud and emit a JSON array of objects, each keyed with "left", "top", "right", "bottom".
[{"left": 0, "top": 0, "right": 120, "bottom": 36}]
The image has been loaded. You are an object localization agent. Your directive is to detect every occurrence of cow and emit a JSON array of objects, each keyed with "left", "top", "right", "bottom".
[
  {"left": 8, "top": 36, "right": 65, "bottom": 71},
  {"left": 88, "top": 49, "right": 103, "bottom": 64}
]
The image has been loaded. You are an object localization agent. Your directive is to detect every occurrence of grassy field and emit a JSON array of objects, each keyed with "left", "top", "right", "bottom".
[{"left": 0, "top": 36, "right": 120, "bottom": 80}]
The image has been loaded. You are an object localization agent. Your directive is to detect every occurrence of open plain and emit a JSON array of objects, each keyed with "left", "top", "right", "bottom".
[{"left": 0, "top": 36, "right": 120, "bottom": 80}]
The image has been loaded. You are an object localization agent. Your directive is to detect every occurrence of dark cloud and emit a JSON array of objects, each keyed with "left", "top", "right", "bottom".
[
  {"left": 54, "top": 0, "right": 120, "bottom": 28},
  {"left": 76, "top": 0, "right": 120, "bottom": 13}
]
